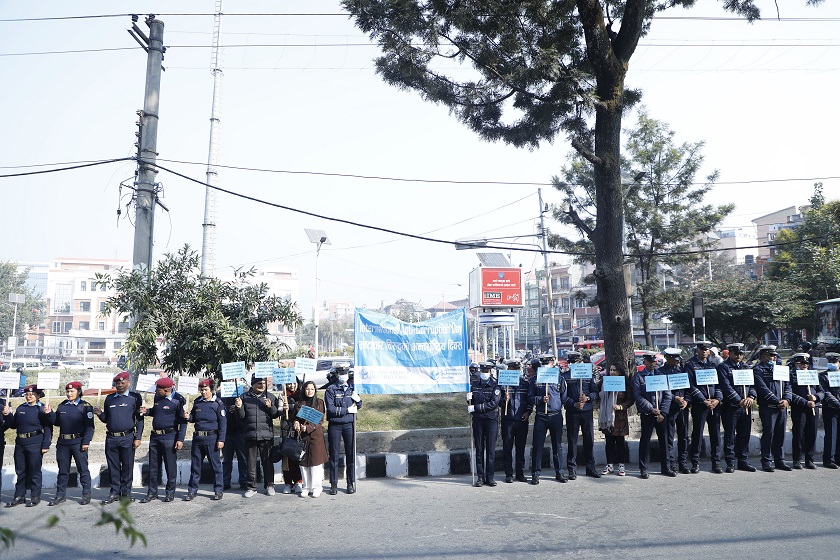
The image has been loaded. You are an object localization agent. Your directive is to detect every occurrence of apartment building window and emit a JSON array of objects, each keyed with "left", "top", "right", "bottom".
[
  {"left": 80, "top": 281, "right": 87, "bottom": 292},
  {"left": 113, "top": 342, "right": 122, "bottom": 350},
  {"left": 99, "top": 302, "right": 107, "bottom": 312},
  {"left": 98, "top": 321, "right": 106, "bottom": 330},
  {"left": 100, "top": 283, "right": 107, "bottom": 292},
  {"left": 80, "top": 301, "right": 91, "bottom": 312},
  {"left": 64, "top": 321, "right": 73, "bottom": 332},
  {"left": 89, "top": 341, "right": 106, "bottom": 350},
  {"left": 560, "top": 277, "right": 570, "bottom": 290},
  {"left": 118, "top": 322, "right": 129, "bottom": 333},
  {"left": 79, "top": 321, "right": 90, "bottom": 330},
  {"left": 54, "top": 283, "right": 72, "bottom": 313},
  {"left": 52, "top": 321, "right": 61, "bottom": 333}
]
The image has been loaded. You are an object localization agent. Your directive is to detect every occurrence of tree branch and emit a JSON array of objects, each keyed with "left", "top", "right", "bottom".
[
  {"left": 571, "top": 137, "right": 603, "bottom": 167},
  {"left": 565, "top": 204, "right": 595, "bottom": 239}
]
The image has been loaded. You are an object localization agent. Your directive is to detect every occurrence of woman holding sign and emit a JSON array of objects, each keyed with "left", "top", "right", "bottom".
[
  {"left": 788, "top": 353, "right": 821, "bottom": 469},
  {"left": 293, "top": 381, "right": 327, "bottom": 498},
  {"left": 598, "top": 363, "right": 634, "bottom": 476},
  {"left": 3, "top": 384, "right": 52, "bottom": 507}
]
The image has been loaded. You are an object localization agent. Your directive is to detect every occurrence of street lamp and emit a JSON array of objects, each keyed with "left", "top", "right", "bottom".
[
  {"left": 305, "top": 229, "right": 331, "bottom": 360},
  {"left": 8, "top": 293, "right": 25, "bottom": 359}
]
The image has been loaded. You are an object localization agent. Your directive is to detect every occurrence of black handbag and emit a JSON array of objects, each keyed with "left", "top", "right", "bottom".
[{"left": 274, "top": 430, "right": 306, "bottom": 462}]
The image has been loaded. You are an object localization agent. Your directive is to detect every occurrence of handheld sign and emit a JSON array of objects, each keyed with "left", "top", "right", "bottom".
[
  {"left": 667, "top": 373, "right": 690, "bottom": 391},
  {"left": 88, "top": 371, "right": 114, "bottom": 390},
  {"left": 0, "top": 371, "right": 18, "bottom": 390},
  {"left": 221, "top": 361, "right": 247, "bottom": 381},
  {"left": 570, "top": 363, "right": 593, "bottom": 380},
  {"left": 644, "top": 375, "right": 669, "bottom": 392},
  {"left": 772, "top": 364, "right": 790, "bottom": 382},
  {"left": 297, "top": 405, "right": 324, "bottom": 425},
  {"left": 136, "top": 374, "right": 159, "bottom": 393},
  {"left": 601, "top": 376, "right": 626, "bottom": 392},
  {"left": 219, "top": 381, "right": 237, "bottom": 398},
  {"left": 732, "top": 370, "right": 754, "bottom": 386},
  {"left": 177, "top": 375, "right": 200, "bottom": 395},
  {"left": 36, "top": 371, "right": 61, "bottom": 391},
  {"left": 536, "top": 367, "right": 560, "bottom": 385},
  {"left": 253, "top": 361, "right": 276, "bottom": 379},
  {"left": 294, "top": 357, "right": 317, "bottom": 379},
  {"left": 272, "top": 367, "right": 296, "bottom": 386},
  {"left": 497, "top": 369, "right": 521, "bottom": 387},
  {"left": 694, "top": 369, "right": 718, "bottom": 386},
  {"left": 829, "top": 373, "right": 840, "bottom": 388},
  {"left": 795, "top": 370, "right": 819, "bottom": 386}
]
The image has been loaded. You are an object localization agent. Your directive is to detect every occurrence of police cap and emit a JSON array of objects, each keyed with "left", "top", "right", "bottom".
[
  {"left": 791, "top": 352, "right": 812, "bottom": 364},
  {"left": 662, "top": 348, "right": 682, "bottom": 359},
  {"left": 726, "top": 343, "right": 745, "bottom": 353},
  {"left": 539, "top": 353, "right": 555, "bottom": 365},
  {"left": 505, "top": 358, "right": 521, "bottom": 369},
  {"left": 468, "top": 362, "right": 480, "bottom": 372},
  {"left": 641, "top": 352, "right": 657, "bottom": 362},
  {"left": 566, "top": 351, "right": 582, "bottom": 363},
  {"left": 530, "top": 358, "right": 542, "bottom": 371},
  {"left": 825, "top": 352, "right": 840, "bottom": 363},
  {"left": 479, "top": 361, "right": 496, "bottom": 372},
  {"left": 758, "top": 345, "right": 778, "bottom": 356},
  {"left": 695, "top": 340, "right": 713, "bottom": 350},
  {"left": 23, "top": 384, "right": 45, "bottom": 398}
]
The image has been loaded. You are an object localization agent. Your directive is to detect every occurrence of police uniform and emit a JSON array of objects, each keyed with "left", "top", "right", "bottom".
[
  {"left": 221, "top": 384, "right": 248, "bottom": 490},
  {"left": 3, "top": 385, "right": 52, "bottom": 507},
  {"left": 633, "top": 360, "right": 674, "bottom": 478},
  {"left": 0, "top": 390, "right": 8, "bottom": 498},
  {"left": 96, "top": 372, "right": 145, "bottom": 502},
  {"left": 528, "top": 358, "right": 567, "bottom": 484},
  {"left": 469, "top": 362, "right": 501, "bottom": 486},
  {"left": 685, "top": 347, "right": 724, "bottom": 473},
  {"left": 819, "top": 353, "right": 840, "bottom": 468},
  {"left": 185, "top": 379, "right": 227, "bottom": 500},
  {"left": 142, "top": 378, "right": 187, "bottom": 502},
  {"left": 753, "top": 346, "right": 792, "bottom": 471},
  {"left": 47, "top": 381, "right": 95, "bottom": 505},
  {"left": 716, "top": 343, "right": 757, "bottom": 472},
  {"left": 657, "top": 350, "right": 691, "bottom": 474},
  {"left": 789, "top": 353, "right": 821, "bottom": 469},
  {"left": 563, "top": 353, "right": 600, "bottom": 479},
  {"left": 500, "top": 360, "right": 531, "bottom": 483},
  {"left": 325, "top": 366, "right": 362, "bottom": 494}
]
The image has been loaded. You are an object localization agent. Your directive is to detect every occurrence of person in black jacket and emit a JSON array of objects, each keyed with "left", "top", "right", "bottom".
[
  {"left": 563, "top": 351, "right": 600, "bottom": 479},
  {"left": 3, "top": 384, "right": 52, "bottom": 507},
  {"left": 468, "top": 361, "right": 501, "bottom": 487},
  {"left": 235, "top": 375, "right": 282, "bottom": 497},
  {"left": 789, "top": 352, "right": 820, "bottom": 469},
  {"left": 717, "top": 343, "right": 757, "bottom": 473},
  {"left": 325, "top": 363, "right": 362, "bottom": 495},
  {"left": 500, "top": 359, "right": 531, "bottom": 483},
  {"left": 819, "top": 353, "right": 840, "bottom": 468},
  {"left": 221, "top": 379, "right": 248, "bottom": 491},
  {"left": 753, "top": 345, "right": 792, "bottom": 472},
  {"left": 47, "top": 381, "right": 95, "bottom": 506}
]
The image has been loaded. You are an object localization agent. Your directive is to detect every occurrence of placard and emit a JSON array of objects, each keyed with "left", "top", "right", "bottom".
[
  {"left": 536, "top": 367, "right": 560, "bottom": 385},
  {"left": 0, "top": 371, "right": 19, "bottom": 389},
  {"left": 667, "top": 373, "right": 690, "bottom": 390},
  {"left": 694, "top": 369, "right": 718, "bottom": 386},
  {"left": 829, "top": 373, "right": 840, "bottom": 388},
  {"left": 570, "top": 363, "right": 593, "bottom": 380},
  {"left": 219, "top": 381, "right": 237, "bottom": 398},
  {"left": 294, "top": 357, "right": 317, "bottom": 378},
  {"left": 497, "top": 369, "right": 521, "bottom": 387},
  {"left": 601, "top": 376, "right": 626, "bottom": 392},
  {"left": 36, "top": 371, "right": 61, "bottom": 390},
  {"left": 177, "top": 375, "right": 199, "bottom": 395},
  {"left": 87, "top": 371, "right": 114, "bottom": 390},
  {"left": 253, "top": 361, "right": 276, "bottom": 378},
  {"left": 297, "top": 405, "right": 324, "bottom": 425},
  {"left": 772, "top": 364, "right": 790, "bottom": 382},
  {"left": 272, "top": 367, "right": 296, "bottom": 386},
  {"left": 136, "top": 373, "right": 159, "bottom": 392},
  {"left": 222, "top": 361, "right": 247, "bottom": 381},
  {"left": 795, "top": 370, "right": 819, "bottom": 386},
  {"left": 643, "top": 375, "right": 668, "bottom": 392},
  {"left": 732, "top": 370, "right": 754, "bottom": 386}
]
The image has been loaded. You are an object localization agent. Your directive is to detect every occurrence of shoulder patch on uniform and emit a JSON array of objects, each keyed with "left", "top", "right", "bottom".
[
  {"left": 494, "top": 389, "right": 501, "bottom": 395},
  {"left": 221, "top": 409, "right": 226, "bottom": 417},
  {"left": 87, "top": 411, "right": 94, "bottom": 419}
]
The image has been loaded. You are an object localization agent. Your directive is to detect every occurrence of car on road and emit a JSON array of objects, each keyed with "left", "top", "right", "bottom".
[{"left": 51, "top": 360, "right": 94, "bottom": 370}]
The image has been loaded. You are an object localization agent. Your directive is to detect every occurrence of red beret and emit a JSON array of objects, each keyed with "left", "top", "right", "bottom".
[
  {"left": 155, "top": 377, "right": 175, "bottom": 389},
  {"left": 114, "top": 372, "right": 130, "bottom": 382},
  {"left": 66, "top": 381, "right": 83, "bottom": 391},
  {"left": 198, "top": 378, "right": 214, "bottom": 389}
]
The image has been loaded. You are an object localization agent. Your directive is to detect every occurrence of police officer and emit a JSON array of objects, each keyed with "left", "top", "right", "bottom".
[
  {"left": 221, "top": 379, "right": 248, "bottom": 491},
  {"left": 139, "top": 377, "right": 186, "bottom": 503},
  {"left": 47, "top": 381, "right": 95, "bottom": 506},
  {"left": 468, "top": 362, "right": 480, "bottom": 385},
  {"left": 563, "top": 351, "right": 600, "bottom": 479},
  {"left": 528, "top": 358, "right": 567, "bottom": 484},
  {"left": 468, "top": 361, "right": 501, "bottom": 487},
  {"left": 658, "top": 348, "right": 690, "bottom": 474},
  {"left": 789, "top": 352, "right": 821, "bottom": 469},
  {"left": 3, "top": 384, "right": 52, "bottom": 507},
  {"left": 633, "top": 353, "right": 674, "bottom": 478},
  {"left": 0, "top": 389, "right": 8, "bottom": 498},
  {"left": 325, "top": 363, "right": 361, "bottom": 495},
  {"left": 94, "top": 371, "right": 144, "bottom": 503},
  {"left": 753, "top": 345, "right": 792, "bottom": 472},
  {"left": 185, "top": 378, "right": 227, "bottom": 501},
  {"left": 819, "top": 353, "right": 840, "bottom": 468},
  {"left": 717, "top": 343, "right": 756, "bottom": 472},
  {"left": 500, "top": 358, "right": 531, "bottom": 483},
  {"left": 685, "top": 345, "right": 723, "bottom": 474}
]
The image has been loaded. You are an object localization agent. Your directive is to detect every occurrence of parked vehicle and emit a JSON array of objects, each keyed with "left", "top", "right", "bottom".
[
  {"left": 10, "top": 358, "right": 43, "bottom": 371},
  {"left": 50, "top": 360, "right": 93, "bottom": 370}
]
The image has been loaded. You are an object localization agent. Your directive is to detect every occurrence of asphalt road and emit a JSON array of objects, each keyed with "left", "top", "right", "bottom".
[{"left": 2, "top": 463, "right": 839, "bottom": 559}]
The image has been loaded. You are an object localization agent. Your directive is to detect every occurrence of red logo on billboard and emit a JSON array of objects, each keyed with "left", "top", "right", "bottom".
[{"left": 480, "top": 268, "right": 523, "bottom": 307}]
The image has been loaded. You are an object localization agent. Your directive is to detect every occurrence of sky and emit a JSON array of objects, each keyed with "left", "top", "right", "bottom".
[{"left": 0, "top": 0, "right": 838, "bottom": 319}]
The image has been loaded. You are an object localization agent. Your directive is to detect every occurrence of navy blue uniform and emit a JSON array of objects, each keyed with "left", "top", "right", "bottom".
[
  {"left": 325, "top": 382, "right": 362, "bottom": 487},
  {"left": 5, "top": 401, "right": 53, "bottom": 502},
  {"left": 144, "top": 393, "right": 187, "bottom": 497},
  {"left": 469, "top": 376, "right": 501, "bottom": 484},
  {"left": 633, "top": 370, "right": 673, "bottom": 475},
  {"left": 789, "top": 366, "right": 821, "bottom": 465},
  {"left": 564, "top": 372, "right": 599, "bottom": 475},
  {"left": 0, "top": 393, "right": 7, "bottom": 497},
  {"left": 48, "top": 398, "right": 95, "bottom": 498},
  {"left": 685, "top": 357, "right": 723, "bottom": 470},
  {"left": 500, "top": 374, "right": 531, "bottom": 480},
  {"left": 221, "top": 393, "right": 248, "bottom": 489},
  {"left": 717, "top": 358, "right": 756, "bottom": 467},
  {"left": 528, "top": 374, "right": 567, "bottom": 479},
  {"left": 753, "top": 361, "right": 792, "bottom": 468},
  {"left": 819, "top": 370, "right": 840, "bottom": 466},
  {"left": 658, "top": 362, "right": 690, "bottom": 471},
  {"left": 187, "top": 395, "right": 227, "bottom": 494},
  {"left": 96, "top": 391, "right": 144, "bottom": 497}
]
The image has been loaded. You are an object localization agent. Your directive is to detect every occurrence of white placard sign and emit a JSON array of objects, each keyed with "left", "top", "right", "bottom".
[
  {"left": 87, "top": 371, "right": 115, "bottom": 390},
  {"left": 220, "top": 381, "right": 237, "bottom": 398},
  {"left": 294, "top": 357, "right": 317, "bottom": 378},
  {"left": 136, "top": 373, "right": 159, "bottom": 392},
  {"left": 772, "top": 364, "right": 790, "bottom": 382},
  {"left": 795, "top": 370, "right": 819, "bottom": 386},
  {"left": 829, "top": 373, "right": 840, "bottom": 388},
  {"left": 222, "top": 361, "right": 247, "bottom": 381},
  {"left": 36, "top": 371, "right": 61, "bottom": 390},
  {"left": 177, "top": 375, "right": 200, "bottom": 395},
  {"left": 732, "top": 370, "right": 754, "bottom": 386},
  {"left": 253, "top": 361, "right": 276, "bottom": 378},
  {"left": 0, "top": 371, "right": 19, "bottom": 390}
]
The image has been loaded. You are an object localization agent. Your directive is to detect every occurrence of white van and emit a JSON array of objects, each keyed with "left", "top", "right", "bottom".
[{"left": 10, "top": 359, "right": 43, "bottom": 371}]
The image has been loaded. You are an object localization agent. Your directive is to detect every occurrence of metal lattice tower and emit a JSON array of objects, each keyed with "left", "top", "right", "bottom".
[{"left": 201, "top": 0, "right": 224, "bottom": 278}]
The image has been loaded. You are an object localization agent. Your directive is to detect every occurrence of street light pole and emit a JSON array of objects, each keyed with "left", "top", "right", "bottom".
[
  {"left": 8, "top": 293, "right": 25, "bottom": 359},
  {"left": 305, "top": 229, "right": 331, "bottom": 360}
]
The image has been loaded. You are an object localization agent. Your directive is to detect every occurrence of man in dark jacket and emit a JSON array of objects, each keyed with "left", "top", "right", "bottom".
[
  {"left": 140, "top": 377, "right": 187, "bottom": 503},
  {"left": 500, "top": 359, "right": 531, "bottom": 483},
  {"left": 753, "top": 345, "right": 792, "bottom": 472},
  {"left": 221, "top": 380, "right": 248, "bottom": 491},
  {"left": 235, "top": 375, "right": 281, "bottom": 497},
  {"left": 717, "top": 343, "right": 757, "bottom": 472},
  {"left": 468, "top": 361, "right": 501, "bottom": 487},
  {"left": 633, "top": 353, "right": 674, "bottom": 479},
  {"left": 528, "top": 358, "right": 567, "bottom": 484},
  {"left": 563, "top": 351, "right": 600, "bottom": 479}
]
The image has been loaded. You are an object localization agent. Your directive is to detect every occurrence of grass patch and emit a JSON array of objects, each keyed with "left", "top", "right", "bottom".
[{"left": 357, "top": 393, "right": 469, "bottom": 432}]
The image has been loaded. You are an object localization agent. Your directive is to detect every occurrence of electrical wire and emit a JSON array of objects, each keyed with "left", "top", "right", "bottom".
[{"left": 0, "top": 158, "right": 134, "bottom": 178}]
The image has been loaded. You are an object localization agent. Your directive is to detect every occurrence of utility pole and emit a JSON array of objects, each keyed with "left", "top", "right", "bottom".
[
  {"left": 201, "top": 0, "right": 224, "bottom": 278},
  {"left": 130, "top": 15, "right": 165, "bottom": 273},
  {"left": 538, "top": 188, "right": 559, "bottom": 358}
]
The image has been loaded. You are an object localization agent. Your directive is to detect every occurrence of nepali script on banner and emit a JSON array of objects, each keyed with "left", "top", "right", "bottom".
[{"left": 354, "top": 308, "right": 469, "bottom": 395}]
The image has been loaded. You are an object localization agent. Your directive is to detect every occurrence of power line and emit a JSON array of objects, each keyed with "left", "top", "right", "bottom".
[{"left": 0, "top": 158, "right": 134, "bottom": 178}]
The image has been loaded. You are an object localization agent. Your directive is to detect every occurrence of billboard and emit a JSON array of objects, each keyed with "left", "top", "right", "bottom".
[{"left": 469, "top": 267, "right": 523, "bottom": 309}]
